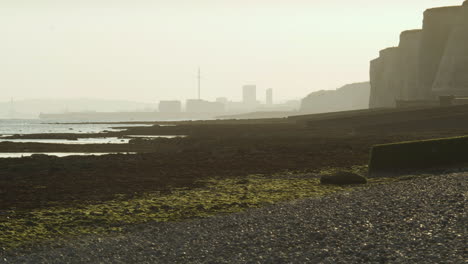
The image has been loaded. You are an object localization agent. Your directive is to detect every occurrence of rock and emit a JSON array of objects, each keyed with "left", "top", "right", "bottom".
[
  {"left": 369, "top": 47, "right": 400, "bottom": 108},
  {"left": 369, "top": 3, "right": 466, "bottom": 108},
  {"left": 419, "top": 6, "right": 461, "bottom": 99},
  {"left": 30, "top": 154, "right": 50, "bottom": 159},
  {"left": 320, "top": 171, "right": 367, "bottom": 185},
  {"left": 432, "top": 2, "right": 468, "bottom": 96},
  {"left": 369, "top": 58, "right": 383, "bottom": 108},
  {"left": 397, "top": 30, "right": 422, "bottom": 101}
]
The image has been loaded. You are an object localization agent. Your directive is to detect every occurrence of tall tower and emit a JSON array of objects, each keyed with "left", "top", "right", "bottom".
[{"left": 266, "top": 88, "right": 273, "bottom": 105}]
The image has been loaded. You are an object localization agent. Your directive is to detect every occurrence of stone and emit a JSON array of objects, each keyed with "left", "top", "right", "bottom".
[{"left": 320, "top": 171, "right": 367, "bottom": 185}]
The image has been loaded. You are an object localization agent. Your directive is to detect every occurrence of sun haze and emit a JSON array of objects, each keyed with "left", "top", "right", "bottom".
[{"left": 0, "top": 0, "right": 462, "bottom": 102}]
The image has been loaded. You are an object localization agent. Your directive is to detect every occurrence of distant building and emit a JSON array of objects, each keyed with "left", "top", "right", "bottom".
[
  {"left": 225, "top": 101, "right": 248, "bottom": 112},
  {"left": 242, "top": 85, "right": 257, "bottom": 106},
  {"left": 216, "top": 97, "right": 228, "bottom": 104},
  {"left": 186, "top": 99, "right": 225, "bottom": 113},
  {"left": 266, "top": 88, "right": 273, "bottom": 105},
  {"left": 159, "top": 100, "right": 182, "bottom": 113}
]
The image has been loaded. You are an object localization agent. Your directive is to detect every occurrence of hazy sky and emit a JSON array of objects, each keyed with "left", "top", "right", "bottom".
[{"left": 0, "top": 0, "right": 463, "bottom": 103}]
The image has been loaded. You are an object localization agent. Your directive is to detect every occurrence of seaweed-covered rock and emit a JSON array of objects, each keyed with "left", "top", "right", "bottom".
[
  {"left": 30, "top": 154, "right": 51, "bottom": 159},
  {"left": 320, "top": 171, "right": 367, "bottom": 185}
]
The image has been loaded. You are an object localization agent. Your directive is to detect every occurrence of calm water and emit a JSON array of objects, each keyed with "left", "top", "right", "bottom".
[
  {"left": 0, "top": 152, "right": 136, "bottom": 158},
  {"left": 0, "top": 137, "right": 131, "bottom": 144},
  {"left": 0, "top": 119, "right": 152, "bottom": 135},
  {"left": 127, "top": 135, "right": 185, "bottom": 138},
  {"left": 0, "top": 120, "right": 185, "bottom": 158}
]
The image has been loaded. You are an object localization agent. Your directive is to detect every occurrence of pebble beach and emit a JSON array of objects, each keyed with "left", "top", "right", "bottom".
[{"left": 3, "top": 173, "right": 466, "bottom": 263}]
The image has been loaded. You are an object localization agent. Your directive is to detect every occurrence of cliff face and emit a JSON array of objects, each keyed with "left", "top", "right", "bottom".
[
  {"left": 369, "top": 2, "right": 467, "bottom": 108},
  {"left": 301, "top": 82, "right": 370, "bottom": 114},
  {"left": 369, "top": 31, "right": 422, "bottom": 108},
  {"left": 378, "top": 48, "right": 400, "bottom": 107},
  {"left": 398, "top": 30, "right": 422, "bottom": 100},
  {"left": 432, "top": 2, "right": 468, "bottom": 96},
  {"left": 369, "top": 58, "right": 383, "bottom": 108},
  {"left": 418, "top": 6, "right": 462, "bottom": 99}
]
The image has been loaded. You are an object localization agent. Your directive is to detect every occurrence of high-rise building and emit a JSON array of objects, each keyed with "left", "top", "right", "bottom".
[
  {"left": 266, "top": 88, "right": 273, "bottom": 105},
  {"left": 242, "top": 85, "right": 256, "bottom": 105}
]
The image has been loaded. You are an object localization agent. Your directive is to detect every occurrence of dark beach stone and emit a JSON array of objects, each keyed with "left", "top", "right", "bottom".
[
  {"left": 320, "top": 171, "right": 367, "bottom": 185},
  {"left": 30, "top": 154, "right": 50, "bottom": 159}
]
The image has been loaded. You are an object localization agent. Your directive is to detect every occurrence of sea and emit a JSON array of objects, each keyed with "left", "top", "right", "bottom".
[
  {"left": 0, "top": 119, "right": 153, "bottom": 158},
  {"left": 0, "top": 119, "right": 150, "bottom": 135}
]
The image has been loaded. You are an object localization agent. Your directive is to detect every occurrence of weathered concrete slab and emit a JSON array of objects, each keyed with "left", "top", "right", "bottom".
[{"left": 369, "top": 136, "right": 468, "bottom": 177}]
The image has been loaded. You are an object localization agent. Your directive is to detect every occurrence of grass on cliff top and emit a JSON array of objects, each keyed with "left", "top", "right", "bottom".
[{"left": 0, "top": 168, "right": 414, "bottom": 250}]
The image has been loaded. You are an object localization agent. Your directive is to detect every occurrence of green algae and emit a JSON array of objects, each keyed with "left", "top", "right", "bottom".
[{"left": 0, "top": 171, "right": 411, "bottom": 250}]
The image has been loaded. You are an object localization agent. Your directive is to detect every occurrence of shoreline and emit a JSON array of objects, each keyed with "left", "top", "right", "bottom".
[{"left": 1, "top": 105, "right": 468, "bottom": 259}]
